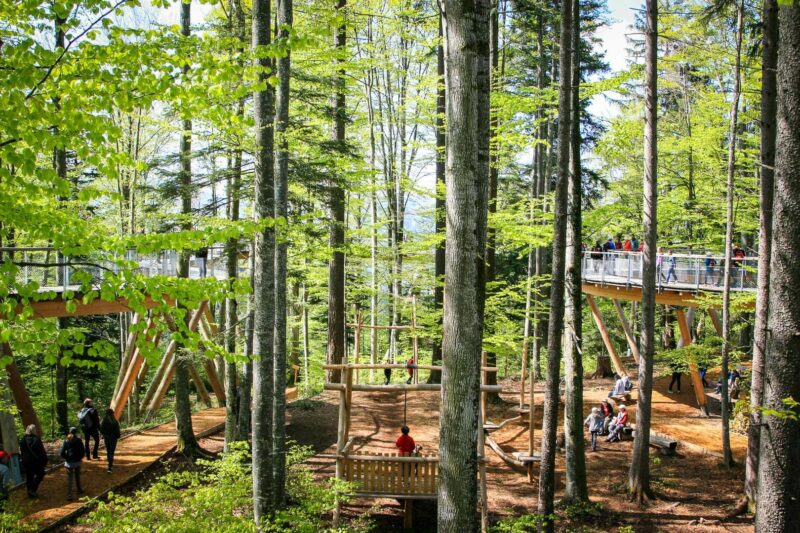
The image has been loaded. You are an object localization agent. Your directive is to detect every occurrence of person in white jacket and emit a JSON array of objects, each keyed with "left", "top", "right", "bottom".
[{"left": 584, "top": 407, "right": 605, "bottom": 451}]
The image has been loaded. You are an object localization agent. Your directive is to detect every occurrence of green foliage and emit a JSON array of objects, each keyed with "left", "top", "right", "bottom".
[
  {"left": 491, "top": 513, "right": 555, "bottom": 533},
  {"left": 758, "top": 398, "right": 800, "bottom": 423}
]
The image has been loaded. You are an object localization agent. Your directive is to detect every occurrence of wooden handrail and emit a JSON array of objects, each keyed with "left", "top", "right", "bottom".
[{"left": 324, "top": 382, "right": 504, "bottom": 393}]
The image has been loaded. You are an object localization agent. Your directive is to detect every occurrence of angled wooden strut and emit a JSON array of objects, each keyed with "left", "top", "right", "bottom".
[
  {"left": 198, "top": 312, "right": 226, "bottom": 403},
  {"left": 586, "top": 294, "right": 627, "bottom": 377},
  {"left": 113, "top": 313, "right": 141, "bottom": 401},
  {"left": 2, "top": 343, "right": 42, "bottom": 436},
  {"left": 144, "top": 302, "right": 208, "bottom": 420},
  {"left": 613, "top": 299, "right": 641, "bottom": 364},
  {"left": 707, "top": 308, "right": 723, "bottom": 336},
  {"left": 675, "top": 308, "right": 708, "bottom": 414},
  {"left": 112, "top": 316, "right": 162, "bottom": 420}
]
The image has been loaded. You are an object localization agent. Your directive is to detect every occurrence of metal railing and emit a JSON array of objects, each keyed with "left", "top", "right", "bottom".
[
  {"left": 1, "top": 246, "right": 248, "bottom": 293},
  {"left": 581, "top": 250, "right": 757, "bottom": 291}
]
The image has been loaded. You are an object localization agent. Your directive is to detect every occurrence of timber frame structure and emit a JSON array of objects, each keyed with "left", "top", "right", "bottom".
[{"left": 322, "top": 362, "right": 502, "bottom": 530}]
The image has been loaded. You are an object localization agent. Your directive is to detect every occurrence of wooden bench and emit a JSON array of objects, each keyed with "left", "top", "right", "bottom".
[{"left": 341, "top": 451, "right": 438, "bottom": 528}]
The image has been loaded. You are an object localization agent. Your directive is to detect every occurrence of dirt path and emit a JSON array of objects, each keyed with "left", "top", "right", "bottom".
[
  {"left": 290, "top": 377, "right": 753, "bottom": 532},
  {"left": 13, "top": 408, "right": 225, "bottom": 530}
]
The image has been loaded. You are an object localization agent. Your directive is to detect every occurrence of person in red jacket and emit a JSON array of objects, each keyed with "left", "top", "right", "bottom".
[
  {"left": 606, "top": 405, "right": 629, "bottom": 442},
  {"left": 395, "top": 426, "right": 416, "bottom": 455},
  {"left": 405, "top": 357, "right": 416, "bottom": 385}
]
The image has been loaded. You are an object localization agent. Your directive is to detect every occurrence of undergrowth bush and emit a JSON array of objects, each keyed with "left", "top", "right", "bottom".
[{"left": 83, "top": 441, "right": 366, "bottom": 532}]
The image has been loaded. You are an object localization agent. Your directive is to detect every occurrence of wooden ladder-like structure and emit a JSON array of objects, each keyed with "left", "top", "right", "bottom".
[{"left": 323, "top": 363, "right": 501, "bottom": 530}]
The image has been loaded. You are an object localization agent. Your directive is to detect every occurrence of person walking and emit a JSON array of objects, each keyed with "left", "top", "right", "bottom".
[
  {"left": 78, "top": 398, "right": 101, "bottom": 460},
  {"left": 584, "top": 407, "right": 605, "bottom": 452},
  {"left": 703, "top": 252, "right": 716, "bottom": 285},
  {"left": 19, "top": 424, "right": 48, "bottom": 499},
  {"left": 664, "top": 250, "right": 678, "bottom": 283},
  {"left": 668, "top": 360, "right": 682, "bottom": 394},
  {"left": 100, "top": 410, "right": 121, "bottom": 473},
  {"left": 60, "top": 427, "right": 85, "bottom": 501}
]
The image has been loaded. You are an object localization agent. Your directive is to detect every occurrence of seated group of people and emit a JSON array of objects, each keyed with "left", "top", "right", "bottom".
[{"left": 584, "top": 398, "right": 629, "bottom": 451}]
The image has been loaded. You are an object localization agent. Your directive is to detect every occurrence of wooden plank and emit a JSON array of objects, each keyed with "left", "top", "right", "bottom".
[
  {"left": 613, "top": 299, "right": 641, "bottom": 363},
  {"left": 675, "top": 308, "right": 708, "bottom": 412},
  {"left": 2, "top": 344, "right": 41, "bottom": 436},
  {"left": 586, "top": 294, "right": 628, "bottom": 377}
]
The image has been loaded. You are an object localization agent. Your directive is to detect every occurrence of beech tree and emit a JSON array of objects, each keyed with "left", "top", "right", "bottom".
[
  {"left": 437, "top": 0, "right": 490, "bottom": 529},
  {"left": 755, "top": 2, "right": 800, "bottom": 530}
]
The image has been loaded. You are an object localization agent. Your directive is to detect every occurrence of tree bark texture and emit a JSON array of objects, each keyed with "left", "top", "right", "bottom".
[
  {"left": 437, "top": 0, "right": 490, "bottom": 530},
  {"left": 252, "top": 0, "right": 276, "bottom": 519},
  {"left": 272, "top": 0, "right": 292, "bottom": 508},
  {"left": 538, "top": 0, "right": 572, "bottom": 526},
  {"left": 746, "top": 0, "right": 777, "bottom": 507},
  {"left": 628, "top": 0, "right": 657, "bottom": 504},
  {"left": 563, "top": 0, "right": 587, "bottom": 502},
  {"left": 327, "top": 0, "right": 347, "bottom": 385},
  {"left": 755, "top": 4, "right": 800, "bottom": 531}
]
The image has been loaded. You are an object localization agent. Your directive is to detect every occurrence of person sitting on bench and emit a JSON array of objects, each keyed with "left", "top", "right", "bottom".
[
  {"left": 599, "top": 399, "right": 615, "bottom": 435},
  {"left": 606, "top": 405, "right": 629, "bottom": 442},
  {"left": 609, "top": 374, "right": 631, "bottom": 398}
]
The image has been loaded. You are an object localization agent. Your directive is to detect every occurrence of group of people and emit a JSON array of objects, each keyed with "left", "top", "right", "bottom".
[
  {"left": 0, "top": 398, "right": 122, "bottom": 507},
  {"left": 584, "top": 399, "right": 629, "bottom": 451}
]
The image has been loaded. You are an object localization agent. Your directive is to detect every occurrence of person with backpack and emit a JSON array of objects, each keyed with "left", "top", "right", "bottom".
[
  {"left": 60, "top": 427, "right": 85, "bottom": 501},
  {"left": 20, "top": 424, "right": 48, "bottom": 499},
  {"left": 78, "top": 398, "right": 101, "bottom": 460},
  {"left": 703, "top": 252, "right": 717, "bottom": 285},
  {"left": 100, "top": 409, "right": 121, "bottom": 473}
]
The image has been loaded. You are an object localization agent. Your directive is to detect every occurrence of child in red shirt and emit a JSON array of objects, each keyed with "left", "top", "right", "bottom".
[
  {"left": 405, "top": 357, "right": 415, "bottom": 384},
  {"left": 395, "top": 426, "right": 416, "bottom": 455}
]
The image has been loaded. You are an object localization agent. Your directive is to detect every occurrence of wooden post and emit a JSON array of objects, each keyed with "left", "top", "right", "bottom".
[
  {"left": 112, "top": 316, "right": 159, "bottom": 419},
  {"left": 586, "top": 294, "right": 627, "bottom": 377},
  {"left": 140, "top": 338, "right": 177, "bottom": 413},
  {"left": 188, "top": 362, "right": 213, "bottom": 407},
  {"left": 675, "top": 308, "right": 708, "bottom": 414},
  {"left": 354, "top": 313, "right": 361, "bottom": 384},
  {"left": 202, "top": 358, "right": 226, "bottom": 404},
  {"left": 520, "top": 337, "right": 528, "bottom": 409},
  {"left": 411, "top": 295, "right": 419, "bottom": 384},
  {"left": 333, "top": 366, "right": 352, "bottom": 528},
  {"left": 2, "top": 344, "right": 41, "bottom": 436},
  {"left": 613, "top": 299, "right": 641, "bottom": 363},
  {"left": 479, "top": 354, "right": 489, "bottom": 533},
  {"left": 113, "top": 312, "right": 141, "bottom": 400},
  {"left": 145, "top": 356, "right": 177, "bottom": 420},
  {"left": 527, "top": 343, "right": 536, "bottom": 483},
  {"left": 707, "top": 308, "right": 723, "bottom": 336}
]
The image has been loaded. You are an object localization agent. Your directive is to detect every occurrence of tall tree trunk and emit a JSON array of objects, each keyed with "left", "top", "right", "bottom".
[
  {"left": 755, "top": 3, "right": 800, "bottom": 530},
  {"left": 538, "top": 0, "right": 573, "bottom": 526},
  {"left": 175, "top": 0, "right": 199, "bottom": 457},
  {"left": 252, "top": 0, "right": 276, "bottom": 518},
  {"left": 745, "top": 0, "right": 777, "bottom": 508},
  {"left": 429, "top": 10, "right": 445, "bottom": 384},
  {"left": 720, "top": 0, "right": 744, "bottom": 468},
  {"left": 437, "top": 0, "right": 490, "bottom": 529},
  {"left": 223, "top": 145, "right": 240, "bottom": 449},
  {"left": 237, "top": 244, "right": 255, "bottom": 440},
  {"left": 272, "top": 0, "right": 292, "bottom": 508},
  {"left": 327, "top": 0, "right": 347, "bottom": 384},
  {"left": 628, "top": 0, "right": 657, "bottom": 504},
  {"left": 563, "top": 0, "right": 587, "bottom": 502}
]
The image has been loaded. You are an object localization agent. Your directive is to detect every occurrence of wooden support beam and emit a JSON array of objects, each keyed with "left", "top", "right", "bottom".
[
  {"left": 324, "top": 363, "right": 498, "bottom": 372},
  {"left": 586, "top": 294, "right": 628, "bottom": 377},
  {"left": 112, "top": 316, "right": 159, "bottom": 420},
  {"left": 707, "top": 308, "right": 723, "bottom": 336},
  {"left": 202, "top": 358, "right": 226, "bottom": 404},
  {"left": 675, "top": 308, "right": 708, "bottom": 413},
  {"left": 188, "top": 362, "right": 213, "bottom": 408},
  {"left": 324, "top": 383, "right": 504, "bottom": 393},
  {"left": 145, "top": 355, "right": 176, "bottom": 420},
  {"left": 582, "top": 282, "right": 754, "bottom": 309},
  {"left": 113, "top": 313, "right": 142, "bottom": 401},
  {"left": 13, "top": 294, "right": 164, "bottom": 319},
  {"left": 346, "top": 324, "right": 412, "bottom": 330},
  {"left": 2, "top": 343, "right": 41, "bottom": 436},
  {"left": 613, "top": 299, "right": 641, "bottom": 364},
  {"left": 140, "top": 337, "right": 177, "bottom": 413}
]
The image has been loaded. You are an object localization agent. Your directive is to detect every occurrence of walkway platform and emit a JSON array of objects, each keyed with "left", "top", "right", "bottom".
[{"left": 11, "top": 407, "right": 225, "bottom": 531}]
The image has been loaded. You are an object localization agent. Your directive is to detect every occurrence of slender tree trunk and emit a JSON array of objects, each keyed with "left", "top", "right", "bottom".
[
  {"left": 628, "top": 0, "right": 657, "bottom": 504},
  {"left": 327, "top": 0, "right": 347, "bottom": 384},
  {"left": 720, "top": 0, "right": 744, "bottom": 468},
  {"left": 272, "top": 0, "right": 292, "bottom": 507},
  {"left": 755, "top": 4, "right": 800, "bottom": 530},
  {"left": 237, "top": 244, "right": 255, "bottom": 440},
  {"left": 429, "top": 11, "right": 446, "bottom": 384},
  {"left": 224, "top": 144, "right": 241, "bottom": 449},
  {"left": 563, "top": 0, "right": 587, "bottom": 502},
  {"left": 538, "top": 0, "right": 573, "bottom": 526},
  {"left": 745, "top": 0, "right": 777, "bottom": 508},
  {"left": 175, "top": 1, "right": 199, "bottom": 457},
  {"left": 252, "top": 0, "right": 276, "bottom": 518},
  {"left": 437, "top": 0, "right": 490, "bottom": 529}
]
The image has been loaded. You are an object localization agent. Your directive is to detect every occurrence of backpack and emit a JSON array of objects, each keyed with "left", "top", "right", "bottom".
[{"left": 78, "top": 407, "right": 94, "bottom": 430}]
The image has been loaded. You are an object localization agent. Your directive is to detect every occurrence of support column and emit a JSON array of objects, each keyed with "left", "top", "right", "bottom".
[
  {"left": 113, "top": 316, "right": 160, "bottom": 420},
  {"left": 675, "top": 308, "right": 708, "bottom": 415},
  {"left": 707, "top": 308, "right": 723, "bottom": 336},
  {"left": 2, "top": 343, "right": 41, "bottom": 436},
  {"left": 113, "top": 313, "right": 141, "bottom": 401},
  {"left": 586, "top": 295, "right": 627, "bottom": 377},
  {"left": 613, "top": 299, "right": 641, "bottom": 363}
]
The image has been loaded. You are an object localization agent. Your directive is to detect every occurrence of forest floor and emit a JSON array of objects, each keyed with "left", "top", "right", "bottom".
[
  {"left": 11, "top": 408, "right": 225, "bottom": 531},
  {"left": 295, "top": 374, "right": 753, "bottom": 532}
]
